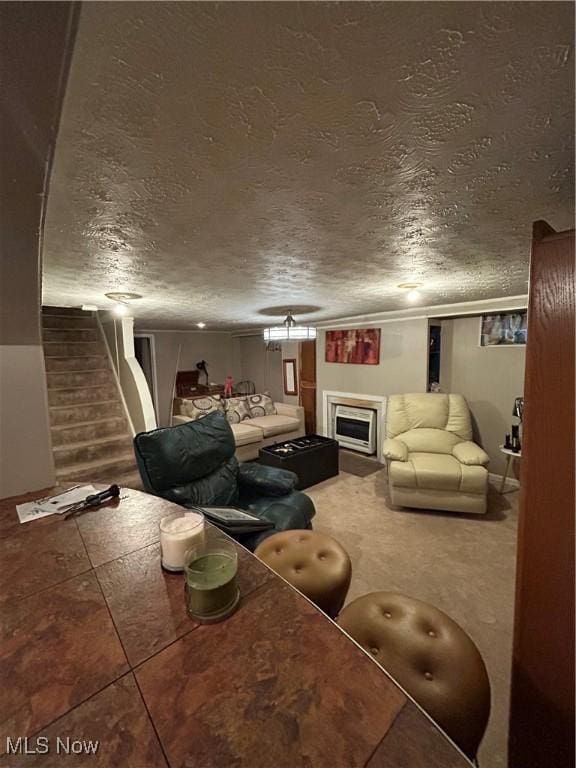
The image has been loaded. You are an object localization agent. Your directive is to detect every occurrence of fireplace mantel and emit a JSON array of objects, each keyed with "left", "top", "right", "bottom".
[{"left": 321, "top": 390, "right": 386, "bottom": 462}]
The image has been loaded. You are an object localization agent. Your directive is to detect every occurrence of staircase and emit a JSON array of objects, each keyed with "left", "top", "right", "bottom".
[{"left": 42, "top": 307, "right": 142, "bottom": 489}]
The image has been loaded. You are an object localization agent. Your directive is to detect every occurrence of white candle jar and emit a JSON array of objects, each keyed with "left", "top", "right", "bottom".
[{"left": 159, "top": 511, "right": 205, "bottom": 572}]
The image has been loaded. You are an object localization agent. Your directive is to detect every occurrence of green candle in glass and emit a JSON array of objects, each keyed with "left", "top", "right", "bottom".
[{"left": 184, "top": 527, "right": 239, "bottom": 623}]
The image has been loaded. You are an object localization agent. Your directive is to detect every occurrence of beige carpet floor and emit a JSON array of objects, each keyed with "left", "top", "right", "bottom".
[{"left": 306, "top": 465, "right": 518, "bottom": 768}]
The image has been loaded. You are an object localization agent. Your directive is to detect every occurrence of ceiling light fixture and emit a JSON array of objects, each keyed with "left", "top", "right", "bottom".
[
  {"left": 81, "top": 304, "right": 98, "bottom": 312},
  {"left": 104, "top": 292, "right": 142, "bottom": 317},
  {"left": 105, "top": 292, "right": 143, "bottom": 302},
  {"left": 196, "top": 322, "right": 206, "bottom": 329},
  {"left": 263, "top": 311, "right": 316, "bottom": 342},
  {"left": 398, "top": 283, "right": 422, "bottom": 303}
]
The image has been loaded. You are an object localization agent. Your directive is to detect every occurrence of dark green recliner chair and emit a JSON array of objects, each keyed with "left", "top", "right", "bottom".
[{"left": 134, "top": 410, "right": 315, "bottom": 550}]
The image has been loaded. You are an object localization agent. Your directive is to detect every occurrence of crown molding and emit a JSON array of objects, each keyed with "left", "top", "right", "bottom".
[
  {"left": 130, "top": 296, "right": 529, "bottom": 337},
  {"left": 231, "top": 295, "right": 529, "bottom": 336},
  {"left": 133, "top": 328, "right": 234, "bottom": 335},
  {"left": 313, "top": 295, "right": 529, "bottom": 329}
]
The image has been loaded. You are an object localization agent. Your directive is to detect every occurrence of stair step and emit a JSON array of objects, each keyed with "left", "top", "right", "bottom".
[
  {"left": 50, "top": 417, "right": 130, "bottom": 446},
  {"left": 56, "top": 453, "right": 137, "bottom": 483},
  {"left": 54, "top": 436, "right": 134, "bottom": 468},
  {"left": 47, "top": 370, "right": 114, "bottom": 388},
  {"left": 49, "top": 400, "right": 124, "bottom": 426},
  {"left": 43, "top": 328, "right": 98, "bottom": 343},
  {"left": 44, "top": 341, "right": 104, "bottom": 357},
  {"left": 42, "top": 307, "right": 137, "bottom": 488},
  {"left": 48, "top": 384, "right": 119, "bottom": 407},
  {"left": 42, "top": 315, "right": 96, "bottom": 330},
  {"left": 42, "top": 306, "right": 90, "bottom": 317},
  {"left": 45, "top": 356, "right": 110, "bottom": 373},
  {"left": 49, "top": 381, "right": 113, "bottom": 390}
]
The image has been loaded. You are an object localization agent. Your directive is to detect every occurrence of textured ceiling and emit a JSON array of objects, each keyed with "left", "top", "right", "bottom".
[{"left": 43, "top": 2, "right": 574, "bottom": 329}]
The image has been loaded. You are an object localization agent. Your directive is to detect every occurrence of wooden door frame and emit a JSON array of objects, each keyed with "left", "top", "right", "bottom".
[
  {"left": 299, "top": 339, "right": 317, "bottom": 434},
  {"left": 508, "top": 222, "right": 575, "bottom": 767}
]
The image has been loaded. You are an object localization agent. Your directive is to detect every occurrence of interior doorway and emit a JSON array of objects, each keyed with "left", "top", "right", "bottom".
[
  {"left": 299, "top": 340, "right": 316, "bottom": 433},
  {"left": 428, "top": 323, "right": 442, "bottom": 391},
  {"left": 134, "top": 334, "right": 159, "bottom": 419}
]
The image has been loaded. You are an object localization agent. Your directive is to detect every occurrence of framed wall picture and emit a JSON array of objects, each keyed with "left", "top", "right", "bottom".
[
  {"left": 479, "top": 311, "right": 528, "bottom": 346},
  {"left": 283, "top": 359, "right": 298, "bottom": 395},
  {"left": 325, "top": 328, "right": 381, "bottom": 364}
]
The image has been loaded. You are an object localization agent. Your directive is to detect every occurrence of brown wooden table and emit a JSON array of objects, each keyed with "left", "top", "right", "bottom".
[{"left": 0, "top": 487, "right": 471, "bottom": 767}]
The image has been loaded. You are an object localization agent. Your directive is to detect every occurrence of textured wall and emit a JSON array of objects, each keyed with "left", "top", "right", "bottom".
[
  {"left": 238, "top": 336, "right": 284, "bottom": 403},
  {"left": 0, "top": 347, "right": 55, "bottom": 498},
  {"left": 143, "top": 330, "right": 242, "bottom": 427},
  {"left": 42, "top": 2, "right": 574, "bottom": 329},
  {"left": 440, "top": 316, "right": 526, "bottom": 475},
  {"left": 316, "top": 318, "right": 429, "bottom": 433},
  {"left": 0, "top": 2, "right": 77, "bottom": 497},
  {"left": 1, "top": 2, "right": 77, "bottom": 345}
]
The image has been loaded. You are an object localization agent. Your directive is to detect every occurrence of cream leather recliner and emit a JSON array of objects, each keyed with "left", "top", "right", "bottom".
[{"left": 383, "top": 393, "right": 489, "bottom": 515}]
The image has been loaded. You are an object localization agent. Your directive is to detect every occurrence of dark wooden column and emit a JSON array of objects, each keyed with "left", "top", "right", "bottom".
[
  {"left": 508, "top": 222, "right": 575, "bottom": 768},
  {"left": 300, "top": 340, "right": 317, "bottom": 433}
]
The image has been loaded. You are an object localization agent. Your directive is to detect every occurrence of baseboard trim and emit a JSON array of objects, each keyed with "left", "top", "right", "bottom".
[{"left": 489, "top": 472, "right": 520, "bottom": 490}]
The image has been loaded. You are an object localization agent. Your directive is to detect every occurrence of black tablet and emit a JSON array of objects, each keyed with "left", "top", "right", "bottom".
[{"left": 200, "top": 506, "right": 274, "bottom": 532}]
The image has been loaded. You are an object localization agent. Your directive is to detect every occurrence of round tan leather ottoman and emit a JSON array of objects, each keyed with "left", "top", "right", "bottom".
[
  {"left": 338, "top": 592, "right": 490, "bottom": 758},
  {"left": 255, "top": 530, "right": 352, "bottom": 618}
]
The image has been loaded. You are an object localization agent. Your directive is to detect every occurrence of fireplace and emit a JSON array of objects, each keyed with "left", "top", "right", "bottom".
[
  {"left": 321, "top": 390, "right": 386, "bottom": 462},
  {"left": 334, "top": 405, "right": 377, "bottom": 454}
]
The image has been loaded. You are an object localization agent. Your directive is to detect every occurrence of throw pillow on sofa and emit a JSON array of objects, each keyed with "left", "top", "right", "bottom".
[
  {"left": 181, "top": 395, "right": 223, "bottom": 421},
  {"left": 246, "top": 393, "right": 277, "bottom": 417},
  {"left": 224, "top": 396, "right": 251, "bottom": 424}
]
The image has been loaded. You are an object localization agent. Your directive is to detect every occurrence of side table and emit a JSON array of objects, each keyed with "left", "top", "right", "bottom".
[{"left": 499, "top": 445, "right": 522, "bottom": 493}]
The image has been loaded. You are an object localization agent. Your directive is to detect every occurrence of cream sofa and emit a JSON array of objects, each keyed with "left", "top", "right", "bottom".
[
  {"left": 383, "top": 393, "right": 489, "bottom": 515},
  {"left": 173, "top": 401, "right": 305, "bottom": 461}
]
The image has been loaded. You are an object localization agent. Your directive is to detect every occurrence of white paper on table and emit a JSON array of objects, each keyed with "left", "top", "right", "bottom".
[
  {"left": 36, "top": 485, "right": 97, "bottom": 515},
  {"left": 16, "top": 502, "right": 56, "bottom": 524},
  {"left": 16, "top": 485, "right": 97, "bottom": 524}
]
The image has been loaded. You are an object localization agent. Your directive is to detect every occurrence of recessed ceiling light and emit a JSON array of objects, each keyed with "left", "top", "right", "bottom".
[
  {"left": 196, "top": 322, "right": 206, "bottom": 329},
  {"left": 397, "top": 282, "right": 422, "bottom": 302},
  {"left": 81, "top": 304, "right": 98, "bottom": 311},
  {"left": 113, "top": 303, "right": 129, "bottom": 316}
]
